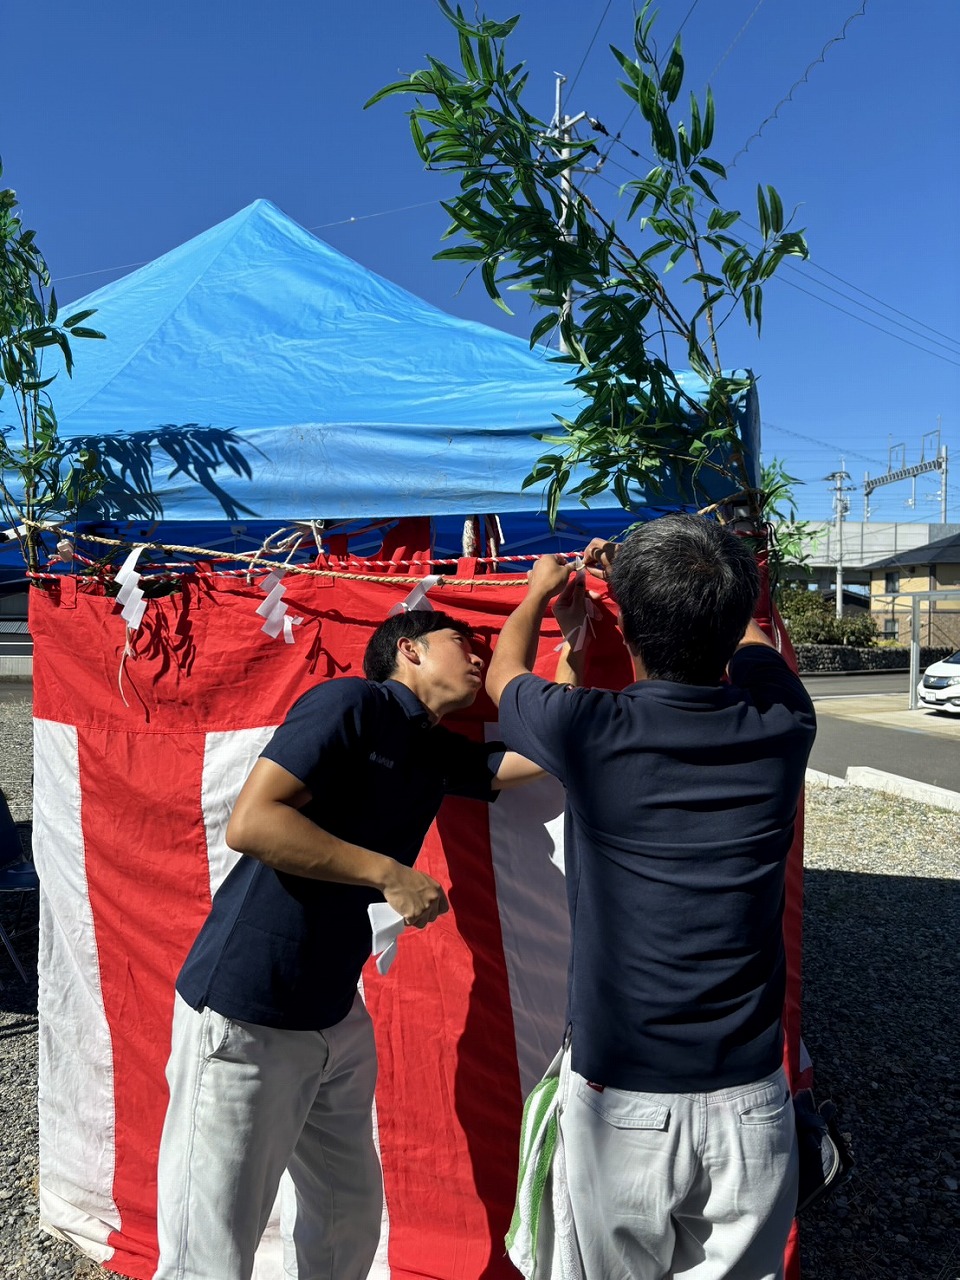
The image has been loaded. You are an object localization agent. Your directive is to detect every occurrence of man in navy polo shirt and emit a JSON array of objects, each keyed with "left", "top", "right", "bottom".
[
  {"left": 487, "top": 514, "right": 816, "bottom": 1280},
  {"left": 154, "top": 608, "right": 546, "bottom": 1280}
]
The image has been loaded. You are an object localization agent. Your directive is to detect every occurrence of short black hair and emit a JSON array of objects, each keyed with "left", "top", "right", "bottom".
[
  {"left": 363, "top": 610, "right": 474, "bottom": 682},
  {"left": 608, "top": 513, "right": 760, "bottom": 684}
]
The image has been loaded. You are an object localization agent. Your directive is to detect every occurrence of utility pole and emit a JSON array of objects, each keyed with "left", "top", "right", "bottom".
[
  {"left": 824, "top": 464, "right": 853, "bottom": 619},
  {"left": 551, "top": 74, "right": 587, "bottom": 354}
]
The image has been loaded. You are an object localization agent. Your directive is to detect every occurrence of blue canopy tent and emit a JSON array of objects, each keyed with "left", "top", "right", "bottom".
[{"left": 2, "top": 198, "right": 760, "bottom": 567}]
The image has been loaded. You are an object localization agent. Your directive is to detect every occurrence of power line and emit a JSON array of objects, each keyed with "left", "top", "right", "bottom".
[
  {"left": 591, "top": 149, "right": 960, "bottom": 363},
  {"left": 52, "top": 200, "right": 442, "bottom": 288},
  {"left": 761, "top": 420, "right": 885, "bottom": 468},
  {"left": 565, "top": 0, "right": 615, "bottom": 100},
  {"left": 799, "top": 258, "right": 960, "bottom": 351},
  {"left": 672, "top": 0, "right": 704, "bottom": 42},
  {"left": 586, "top": 0, "right": 704, "bottom": 186},
  {"left": 728, "top": 0, "right": 870, "bottom": 169},
  {"left": 776, "top": 261, "right": 960, "bottom": 357},
  {"left": 705, "top": 0, "right": 770, "bottom": 85},
  {"left": 776, "top": 276, "right": 960, "bottom": 368}
]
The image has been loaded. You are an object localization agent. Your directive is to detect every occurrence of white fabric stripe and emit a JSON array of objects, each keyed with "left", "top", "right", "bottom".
[
  {"left": 360, "top": 976, "right": 392, "bottom": 1280},
  {"left": 34, "top": 719, "right": 118, "bottom": 1260},
  {"left": 485, "top": 726, "right": 571, "bottom": 1098},
  {"left": 201, "top": 727, "right": 277, "bottom": 900}
]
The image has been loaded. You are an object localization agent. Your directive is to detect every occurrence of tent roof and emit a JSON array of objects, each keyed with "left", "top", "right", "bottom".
[{"left": 16, "top": 199, "right": 759, "bottom": 525}]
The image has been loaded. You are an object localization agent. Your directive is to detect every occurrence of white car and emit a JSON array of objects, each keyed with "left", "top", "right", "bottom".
[{"left": 917, "top": 651, "right": 960, "bottom": 713}]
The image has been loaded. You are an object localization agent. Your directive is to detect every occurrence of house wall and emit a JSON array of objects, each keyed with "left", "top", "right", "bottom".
[{"left": 869, "top": 564, "right": 960, "bottom": 646}]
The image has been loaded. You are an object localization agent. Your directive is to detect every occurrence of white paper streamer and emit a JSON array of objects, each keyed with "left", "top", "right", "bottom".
[
  {"left": 554, "top": 568, "right": 600, "bottom": 653},
  {"left": 115, "top": 546, "right": 148, "bottom": 707},
  {"left": 256, "top": 569, "right": 303, "bottom": 643},
  {"left": 368, "top": 902, "right": 407, "bottom": 975},
  {"left": 115, "top": 546, "right": 148, "bottom": 633},
  {"left": 387, "top": 575, "right": 441, "bottom": 617}
]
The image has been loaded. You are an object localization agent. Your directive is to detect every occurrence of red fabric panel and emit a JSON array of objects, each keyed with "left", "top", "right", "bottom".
[
  {"left": 364, "top": 791, "right": 523, "bottom": 1279},
  {"left": 76, "top": 727, "right": 212, "bottom": 1280}
]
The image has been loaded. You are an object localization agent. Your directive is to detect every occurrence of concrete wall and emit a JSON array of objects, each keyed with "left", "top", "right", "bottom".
[{"left": 794, "top": 644, "right": 954, "bottom": 673}]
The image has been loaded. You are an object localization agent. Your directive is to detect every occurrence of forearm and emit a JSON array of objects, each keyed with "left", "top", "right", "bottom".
[
  {"left": 487, "top": 590, "right": 552, "bottom": 704},
  {"left": 226, "top": 800, "right": 400, "bottom": 892},
  {"left": 554, "top": 641, "right": 585, "bottom": 687},
  {"left": 493, "top": 750, "right": 546, "bottom": 789},
  {"left": 737, "top": 618, "right": 777, "bottom": 651}
]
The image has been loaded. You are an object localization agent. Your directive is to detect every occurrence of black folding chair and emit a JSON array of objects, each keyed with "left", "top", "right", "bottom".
[
  {"left": 0, "top": 861, "right": 39, "bottom": 982},
  {"left": 0, "top": 788, "right": 37, "bottom": 984}
]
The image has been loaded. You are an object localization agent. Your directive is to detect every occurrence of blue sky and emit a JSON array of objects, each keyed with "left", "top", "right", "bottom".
[{"left": 3, "top": 0, "right": 958, "bottom": 524}]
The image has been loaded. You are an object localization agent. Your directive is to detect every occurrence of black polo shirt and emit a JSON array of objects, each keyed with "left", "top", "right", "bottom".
[
  {"left": 497, "top": 644, "right": 816, "bottom": 1093},
  {"left": 177, "top": 678, "right": 504, "bottom": 1030}
]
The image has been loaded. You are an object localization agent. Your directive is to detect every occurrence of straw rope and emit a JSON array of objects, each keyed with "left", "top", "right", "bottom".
[{"left": 22, "top": 524, "right": 578, "bottom": 587}]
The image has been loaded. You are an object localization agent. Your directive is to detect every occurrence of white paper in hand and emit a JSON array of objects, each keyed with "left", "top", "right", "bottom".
[{"left": 368, "top": 902, "right": 407, "bottom": 975}]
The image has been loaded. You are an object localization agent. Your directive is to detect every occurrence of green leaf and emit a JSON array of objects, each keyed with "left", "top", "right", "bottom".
[
  {"left": 756, "top": 184, "right": 770, "bottom": 239},
  {"left": 69, "top": 326, "right": 105, "bottom": 340},
  {"left": 610, "top": 45, "right": 642, "bottom": 88},
  {"left": 363, "top": 79, "right": 417, "bottom": 109},
  {"left": 410, "top": 114, "right": 430, "bottom": 161},
  {"left": 707, "top": 207, "right": 739, "bottom": 230},
  {"left": 661, "top": 39, "right": 684, "bottom": 104},
  {"left": 688, "top": 169, "right": 717, "bottom": 203},
  {"left": 767, "top": 186, "right": 783, "bottom": 234},
  {"left": 458, "top": 30, "right": 480, "bottom": 80},
  {"left": 529, "top": 313, "right": 558, "bottom": 346},
  {"left": 697, "top": 155, "right": 726, "bottom": 178},
  {"left": 702, "top": 87, "right": 715, "bottom": 149},
  {"left": 688, "top": 93, "right": 702, "bottom": 154},
  {"left": 478, "top": 35, "right": 495, "bottom": 81},
  {"left": 638, "top": 238, "right": 674, "bottom": 264},
  {"left": 61, "top": 308, "right": 96, "bottom": 328}
]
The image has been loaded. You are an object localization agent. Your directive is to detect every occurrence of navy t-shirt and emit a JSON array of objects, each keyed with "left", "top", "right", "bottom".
[
  {"left": 177, "top": 678, "right": 504, "bottom": 1030},
  {"left": 497, "top": 644, "right": 816, "bottom": 1092}
]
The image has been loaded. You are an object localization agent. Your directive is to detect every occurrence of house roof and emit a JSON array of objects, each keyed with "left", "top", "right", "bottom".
[{"left": 866, "top": 531, "right": 960, "bottom": 571}]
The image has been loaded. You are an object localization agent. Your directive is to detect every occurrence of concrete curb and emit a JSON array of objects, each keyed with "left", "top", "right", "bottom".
[
  {"left": 806, "top": 764, "right": 960, "bottom": 812},
  {"left": 0, "top": 657, "right": 31, "bottom": 679}
]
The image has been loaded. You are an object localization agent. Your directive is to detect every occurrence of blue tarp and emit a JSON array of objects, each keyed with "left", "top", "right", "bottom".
[{"left": 2, "top": 199, "right": 759, "bottom": 558}]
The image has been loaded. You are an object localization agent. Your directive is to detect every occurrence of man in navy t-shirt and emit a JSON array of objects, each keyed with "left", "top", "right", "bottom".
[
  {"left": 487, "top": 514, "right": 816, "bottom": 1280},
  {"left": 154, "top": 608, "right": 545, "bottom": 1280}
]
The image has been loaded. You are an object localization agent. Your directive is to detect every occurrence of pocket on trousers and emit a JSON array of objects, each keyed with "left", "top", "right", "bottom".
[
  {"left": 739, "top": 1091, "right": 792, "bottom": 1127},
  {"left": 575, "top": 1079, "right": 670, "bottom": 1131},
  {"left": 201, "top": 1008, "right": 233, "bottom": 1061}
]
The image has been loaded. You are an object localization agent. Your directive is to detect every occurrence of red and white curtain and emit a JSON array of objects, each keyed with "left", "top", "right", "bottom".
[{"left": 30, "top": 567, "right": 805, "bottom": 1280}]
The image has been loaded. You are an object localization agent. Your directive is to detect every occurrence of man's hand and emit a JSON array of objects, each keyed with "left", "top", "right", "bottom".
[
  {"left": 527, "top": 554, "right": 574, "bottom": 601},
  {"left": 552, "top": 570, "right": 587, "bottom": 643},
  {"left": 381, "top": 863, "right": 449, "bottom": 929},
  {"left": 582, "top": 538, "right": 617, "bottom": 580}
]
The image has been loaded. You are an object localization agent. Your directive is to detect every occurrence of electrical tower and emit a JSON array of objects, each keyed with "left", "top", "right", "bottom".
[{"left": 863, "top": 427, "right": 948, "bottom": 522}]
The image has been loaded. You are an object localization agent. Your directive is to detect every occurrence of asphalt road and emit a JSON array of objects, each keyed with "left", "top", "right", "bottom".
[
  {"left": 802, "top": 671, "right": 960, "bottom": 792},
  {"left": 802, "top": 671, "right": 910, "bottom": 700}
]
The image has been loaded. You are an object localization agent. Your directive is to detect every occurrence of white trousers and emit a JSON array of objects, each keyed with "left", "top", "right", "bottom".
[
  {"left": 154, "top": 993, "right": 382, "bottom": 1280},
  {"left": 558, "top": 1050, "right": 797, "bottom": 1280}
]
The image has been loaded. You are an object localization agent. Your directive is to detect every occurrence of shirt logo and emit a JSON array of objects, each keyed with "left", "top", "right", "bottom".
[{"left": 369, "top": 752, "right": 395, "bottom": 769}]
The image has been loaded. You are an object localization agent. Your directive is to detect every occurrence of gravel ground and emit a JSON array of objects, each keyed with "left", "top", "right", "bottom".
[{"left": 0, "top": 683, "right": 957, "bottom": 1279}]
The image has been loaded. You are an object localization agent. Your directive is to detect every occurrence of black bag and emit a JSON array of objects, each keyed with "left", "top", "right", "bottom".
[{"left": 793, "top": 1088, "right": 854, "bottom": 1214}]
